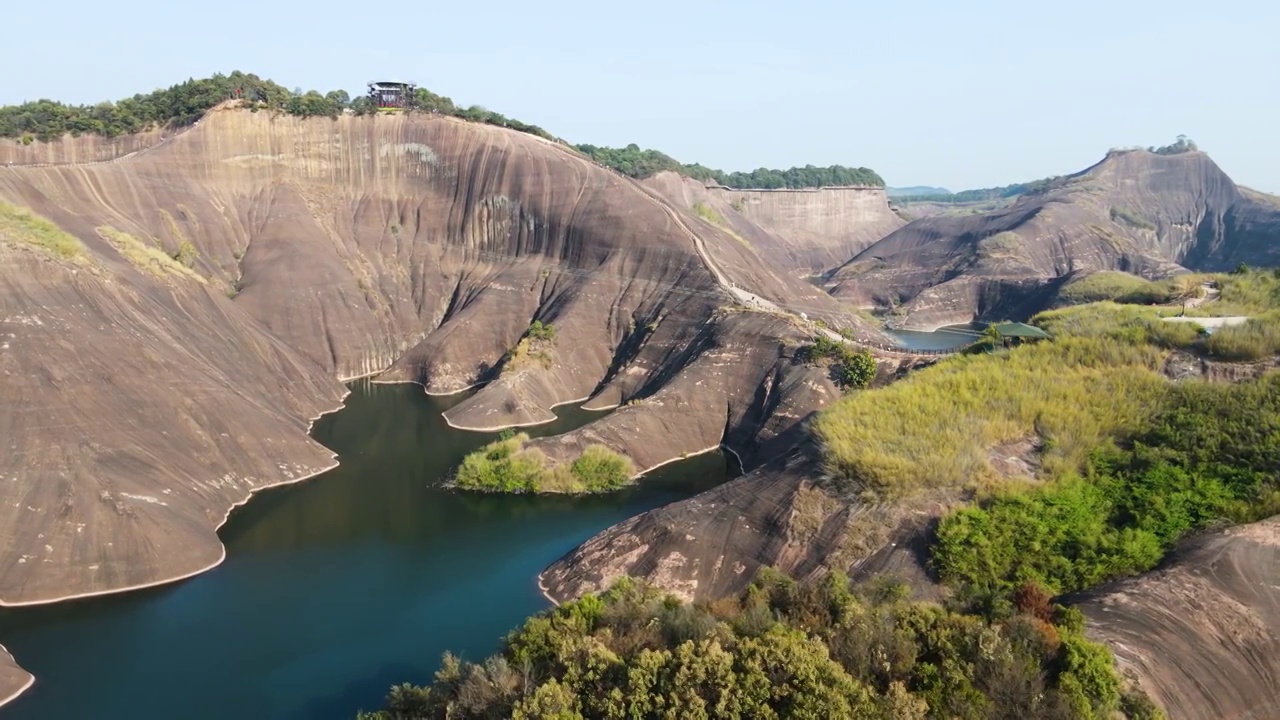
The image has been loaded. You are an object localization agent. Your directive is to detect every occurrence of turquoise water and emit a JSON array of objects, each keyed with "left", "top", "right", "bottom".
[
  {"left": 0, "top": 382, "right": 732, "bottom": 719},
  {"left": 885, "top": 323, "right": 984, "bottom": 351}
]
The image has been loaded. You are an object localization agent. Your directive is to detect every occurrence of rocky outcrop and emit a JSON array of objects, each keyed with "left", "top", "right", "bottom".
[
  {"left": 644, "top": 172, "right": 905, "bottom": 275},
  {"left": 828, "top": 150, "right": 1280, "bottom": 328},
  {"left": 541, "top": 398, "right": 956, "bottom": 604},
  {"left": 0, "top": 644, "right": 32, "bottom": 709},
  {"left": 1076, "top": 515, "right": 1280, "bottom": 720}
]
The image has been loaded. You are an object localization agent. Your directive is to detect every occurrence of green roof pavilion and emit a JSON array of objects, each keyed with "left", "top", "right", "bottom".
[{"left": 990, "top": 322, "right": 1052, "bottom": 340}]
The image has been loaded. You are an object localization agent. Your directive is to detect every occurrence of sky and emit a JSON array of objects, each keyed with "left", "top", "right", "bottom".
[{"left": 4, "top": 0, "right": 1277, "bottom": 192}]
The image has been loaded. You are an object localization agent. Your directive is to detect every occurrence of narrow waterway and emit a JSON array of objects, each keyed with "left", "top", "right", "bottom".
[{"left": 0, "top": 381, "right": 733, "bottom": 719}]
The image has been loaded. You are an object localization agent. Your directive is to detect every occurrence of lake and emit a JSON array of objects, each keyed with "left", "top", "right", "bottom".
[
  {"left": 0, "top": 381, "right": 732, "bottom": 719},
  {"left": 885, "top": 323, "right": 983, "bottom": 351}
]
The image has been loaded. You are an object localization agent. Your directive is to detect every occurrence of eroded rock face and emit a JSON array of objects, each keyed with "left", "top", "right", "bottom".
[
  {"left": 0, "top": 107, "right": 882, "bottom": 610},
  {"left": 828, "top": 150, "right": 1280, "bottom": 327},
  {"left": 643, "top": 172, "right": 905, "bottom": 275},
  {"left": 1077, "top": 516, "right": 1280, "bottom": 720}
]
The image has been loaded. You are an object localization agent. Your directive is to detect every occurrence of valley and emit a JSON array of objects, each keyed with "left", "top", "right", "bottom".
[{"left": 0, "top": 73, "right": 1278, "bottom": 720}]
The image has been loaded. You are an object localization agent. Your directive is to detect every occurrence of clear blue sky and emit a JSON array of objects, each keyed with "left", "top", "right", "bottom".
[{"left": 5, "top": 0, "right": 1277, "bottom": 192}]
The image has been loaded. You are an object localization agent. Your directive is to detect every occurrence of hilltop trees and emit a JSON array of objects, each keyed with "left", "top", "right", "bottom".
[
  {"left": 0, "top": 73, "right": 883, "bottom": 191},
  {"left": 0, "top": 71, "right": 353, "bottom": 140},
  {"left": 573, "top": 142, "right": 885, "bottom": 188}
]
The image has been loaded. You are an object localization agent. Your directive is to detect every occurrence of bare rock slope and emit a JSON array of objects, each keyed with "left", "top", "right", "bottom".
[
  {"left": 1077, "top": 516, "right": 1280, "bottom": 720},
  {"left": 828, "top": 149, "right": 1280, "bottom": 328},
  {"left": 644, "top": 172, "right": 905, "bottom": 275},
  {"left": 0, "top": 106, "right": 878, "bottom": 610}
]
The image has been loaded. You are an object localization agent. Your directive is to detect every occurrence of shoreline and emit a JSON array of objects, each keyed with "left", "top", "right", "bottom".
[
  {"left": 0, "top": 642, "right": 35, "bottom": 710},
  {"left": 0, "top": 387, "right": 353, "bottom": 709},
  {"left": 534, "top": 440, "right": 745, "bottom": 609}
]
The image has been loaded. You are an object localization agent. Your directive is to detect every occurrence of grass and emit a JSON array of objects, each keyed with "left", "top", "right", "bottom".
[
  {"left": 691, "top": 201, "right": 749, "bottom": 246},
  {"left": 454, "top": 435, "right": 636, "bottom": 493},
  {"left": 97, "top": 227, "right": 205, "bottom": 283},
  {"left": 1204, "top": 313, "right": 1280, "bottom": 361},
  {"left": 1057, "top": 271, "right": 1179, "bottom": 306},
  {"left": 976, "top": 231, "right": 1024, "bottom": 258},
  {"left": 1033, "top": 302, "right": 1202, "bottom": 349},
  {"left": 0, "top": 201, "right": 84, "bottom": 259},
  {"left": 1194, "top": 267, "right": 1280, "bottom": 317},
  {"left": 813, "top": 307, "right": 1172, "bottom": 498}
]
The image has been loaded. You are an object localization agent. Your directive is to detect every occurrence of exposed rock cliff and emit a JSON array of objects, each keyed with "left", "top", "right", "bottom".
[
  {"left": 643, "top": 172, "right": 905, "bottom": 275},
  {"left": 827, "top": 150, "right": 1280, "bottom": 328},
  {"left": 1076, "top": 515, "right": 1280, "bottom": 720},
  {"left": 0, "top": 106, "right": 880, "bottom": 612}
]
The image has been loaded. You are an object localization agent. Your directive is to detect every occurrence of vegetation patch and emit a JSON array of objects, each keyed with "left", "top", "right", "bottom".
[
  {"left": 97, "top": 227, "right": 204, "bottom": 283},
  {"left": 0, "top": 201, "right": 84, "bottom": 259},
  {"left": 503, "top": 321, "right": 557, "bottom": 372},
  {"left": 813, "top": 314, "right": 1170, "bottom": 497},
  {"left": 1058, "top": 272, "right": 1180, "bottom": 305},
  {"left": 976, "top": 231, "right": 1025, "bottom": 258},
  {"left": 575, "top": 142, "right": 884, "bottom": 188},
  {"left": 358, "top": 571, "right": 1149, "bottom": 719},
  {"left": 1203, "top": 314, "right": 1280, "bottom": 361},
  {"left": 454, "top": 435, "right": 635, "bottom": 494},
  {"left": 691, "top": 202, "right": 748, "bottom": 246},
  {"left": 1109, "top": 206, "right": 1156, "bottom": 230},
  {"left": 798, "top": 336, "right": 877, "bottom": 389},
  {"left": 934, "top": 373, "right": 1280, "bottom": 606}
]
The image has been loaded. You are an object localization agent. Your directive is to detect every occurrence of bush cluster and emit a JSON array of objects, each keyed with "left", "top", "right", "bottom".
[
  {"left": 358, "top": 571, "right": 1144, "bottom": 719},
  {"left": 798, "top": 336, "right": 877, "bottom": 390},
  {"left": 454, "top": 435, "right": 635, "bottom": 494}
]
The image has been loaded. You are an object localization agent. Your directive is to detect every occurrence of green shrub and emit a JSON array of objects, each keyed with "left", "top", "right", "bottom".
[
  {"left": 527, "top": 320, "right": 555, "bottom": 342},
  {"left": 568, "top": 445, "right": 634, "bottom": 492},
  {"left": 364, "top": 572, "right": 1134, "bottom": 719},
  {"left": 455, "top": 437, "right": 636, "bottom": 494},
  {"left": 799, "top": 338, "right": 877, "bottom": 390},
  {"left": 453, "top": 434, "right": 545, "bottom": 492},
  {"left": 933, "top": 373, "right": 1280, "bottom": 599}
]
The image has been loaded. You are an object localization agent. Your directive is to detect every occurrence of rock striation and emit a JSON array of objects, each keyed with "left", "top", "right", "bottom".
[
  {"left": 1076, "top": 515, "right": 1280, "bottom": 720},
  {"left": 827, "top": 149, "right": 1280, "bottom": 328},
  {"left": 643, "top": 172, "right": 905, "bottom": 275},
  {"left": 0, "top": 106, "right": 880, "bottom": 610}
]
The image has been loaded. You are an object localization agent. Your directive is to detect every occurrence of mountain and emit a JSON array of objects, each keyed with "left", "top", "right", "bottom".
[
  {"left": 0, "top": 102, "right": 896, "bottom": 612},
  {"left": 827, "top": 149, "right": 1280, "bottom": 328},
  {"left": 886, "top": 185, "right": 951, "bottom": 197}
]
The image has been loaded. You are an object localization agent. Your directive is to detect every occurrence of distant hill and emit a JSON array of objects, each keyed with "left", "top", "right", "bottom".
[
  {"left": 886, "top": 185, "right": 950, "bottom": 197},
  {"left": 827, "top": 147, "right": 1280, "bottom": 328}
]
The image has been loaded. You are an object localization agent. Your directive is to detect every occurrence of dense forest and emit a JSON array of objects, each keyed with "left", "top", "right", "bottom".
[
  {"left": 574, "top": 143, "right": 884, "bottom": 188},
  {"left": 357, "top": 571, "right": 1153, "bottom": 719}
]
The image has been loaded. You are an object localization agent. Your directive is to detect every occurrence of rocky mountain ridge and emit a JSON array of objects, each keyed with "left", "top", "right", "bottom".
[{"left": 827, "top": 149, "right": 1280, "bottom": 328}]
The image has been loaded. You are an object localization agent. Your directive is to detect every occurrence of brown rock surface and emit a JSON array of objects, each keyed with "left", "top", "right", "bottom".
[
  {"left": 644, "top": 172, "right": 905, "bottom": 275},
  {"left": 1077, "top": 515, "right": 1280, "bottom": 720},
  {"left": 828, "top": 149, "right": 1280, "bottom": 327},
  {"left": 541, "top": 432, "right": 952, "bottom": 604},
  {"left": 0, "top": 107, "right": 879, "bottom": 609}
]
